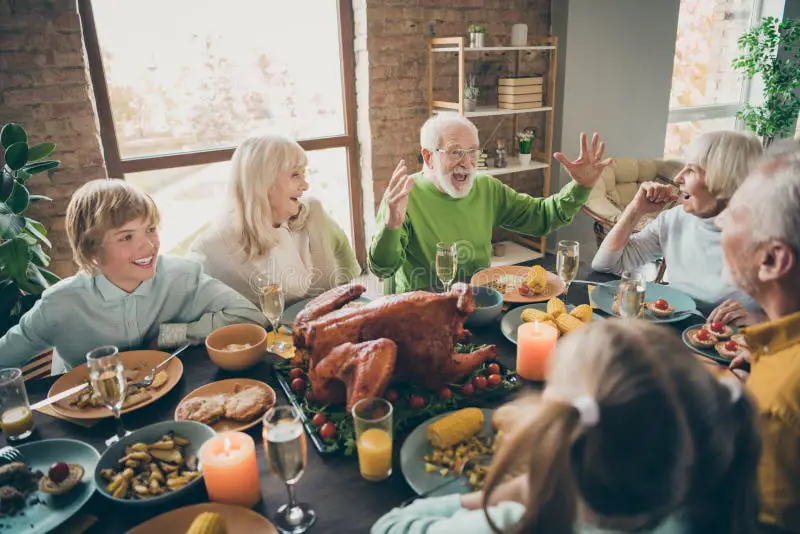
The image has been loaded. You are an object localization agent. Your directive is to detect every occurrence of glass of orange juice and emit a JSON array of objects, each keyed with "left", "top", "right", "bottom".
[
  {"left": 0, "top": 368, "right": 34, "bottom": 442},
  {"left": 352, "top": 398, "right": 393, "bottom": 481}
]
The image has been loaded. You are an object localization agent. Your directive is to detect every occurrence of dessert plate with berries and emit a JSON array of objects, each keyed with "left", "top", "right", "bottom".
[
  {"left": 682, "top": 323, "right": 744, "bottom": 365},
  {"left": 592, "top": 281, "right": 698, "bottom": 323}
]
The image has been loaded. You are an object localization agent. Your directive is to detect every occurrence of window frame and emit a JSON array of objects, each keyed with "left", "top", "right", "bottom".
[{"left": 78, "top": 0, "right": 365, "bottom": 265}]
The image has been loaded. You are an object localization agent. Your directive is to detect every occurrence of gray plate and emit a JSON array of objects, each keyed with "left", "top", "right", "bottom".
[
  {"left": 501, "top": 303, "right": 604, "bottom": 344},
  {"left": 0, "top": 439, "right": 100, "bottom": 533},
  {"left": 283, "top": 295, "right": 371, "bottom": 324},
  {"left": 591, "top": 281, "right": 698, "bottom": 323},
  {"left": 400, "top": 408, "right": 494, "bottom": 497},
  {"left": 681, "top": 325, "right": 739, "bottom": 366}
]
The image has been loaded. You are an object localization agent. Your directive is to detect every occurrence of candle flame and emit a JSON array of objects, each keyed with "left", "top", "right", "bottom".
[{"left": 223, "top": 436, "right": 231, "bottom": 453}]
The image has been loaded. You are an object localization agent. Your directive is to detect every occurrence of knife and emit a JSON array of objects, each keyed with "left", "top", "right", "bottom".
[{"left": 30, "top": 383, "right": 88, "bottom": 411}]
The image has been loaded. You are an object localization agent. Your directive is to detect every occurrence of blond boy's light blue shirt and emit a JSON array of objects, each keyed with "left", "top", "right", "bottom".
[{"left": 0, "top": 255, "right": 264, "bottom": 373}]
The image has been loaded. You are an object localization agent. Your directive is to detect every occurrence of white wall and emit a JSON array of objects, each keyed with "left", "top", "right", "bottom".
[{"left": 550, "top": 0, "right": 681, "bottom": 258}]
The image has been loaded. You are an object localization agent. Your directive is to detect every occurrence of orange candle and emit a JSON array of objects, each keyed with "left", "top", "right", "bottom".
[
  {"left": 198, "top": 431, "right": 261, "bottom": 508},
  {"left": 516, "top": 321, "right": 559, "bottom": 381}
]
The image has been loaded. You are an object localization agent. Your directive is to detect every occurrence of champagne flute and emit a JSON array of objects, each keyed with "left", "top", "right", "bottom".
[
  {"left": 556, "top": 240, "right": 580, "bottom": 292},
  {"left": 251, "top": 271, "right": 289, "bottom": 353},
  {"left": 435, "top": 242, "right": 458, "bottom": 293},
  {"left": 617, "top": 271, "right": 646, "bottom": 318},
  {"left": 263, "top": 405, "right": 316, "bottom": 533},
  {"left": 86, "top": 345, "right": 130, "bottom": 446}
]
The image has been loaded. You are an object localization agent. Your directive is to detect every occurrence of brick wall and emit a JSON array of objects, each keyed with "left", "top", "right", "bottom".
[
  {"left": 354, "top": 0, "right": 551, "bottom": 243},
  {"left": 0, "top": 0, "right": 106, "bottom": 277}
]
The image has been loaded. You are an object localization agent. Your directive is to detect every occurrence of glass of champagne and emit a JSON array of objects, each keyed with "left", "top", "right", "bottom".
[
  {"left": 263, "top": 405, "right": 316, "bottom": 533},
  {"left": 0, "top": 368, "right": 34, "bottom": 442},
  {"left": 435, "top": 242, "right": 458, "bottom": 293},
  {"left": 556, "top": 240, "right": 579, "bottom": 292},
  {"left": 86, "top": 345, "right": 129, "bottom": 446},
  {"left": 251, "top": 272, "right": 289, "bottom": 353},
  {"left": 617, "top": 271, "right": 646, "bottom": 318}
]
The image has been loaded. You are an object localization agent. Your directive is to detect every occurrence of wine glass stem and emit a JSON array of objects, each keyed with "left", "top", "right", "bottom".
[
  {"left": 285, "top": 481, "right": 299, "bottom": 509},
  {"left": 113, "top": 408, "right": 125, "bottom": 438}
]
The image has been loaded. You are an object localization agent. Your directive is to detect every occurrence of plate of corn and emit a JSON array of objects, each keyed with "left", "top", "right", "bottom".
[
  {"left": 470, "top": 265, "right": 565, "bottom": 303},
  {"left": 400, "top": 408, "right": 498, "bottom": 498},
  {"left": 501, "top": 297, "right": 603, "bottom": 344}
]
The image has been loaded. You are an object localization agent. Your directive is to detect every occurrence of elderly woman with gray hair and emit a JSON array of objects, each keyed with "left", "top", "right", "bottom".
[
  {"left": 190, "top": 134, "right": 361, "bottom": 305},
  {"left": 592, "top": 131, "right": 764, "bottom": 324}
]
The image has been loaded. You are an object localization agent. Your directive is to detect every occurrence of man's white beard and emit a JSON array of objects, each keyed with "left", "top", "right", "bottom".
[{"left": 431, "top": 160, "right": 475, "bottom": 199}]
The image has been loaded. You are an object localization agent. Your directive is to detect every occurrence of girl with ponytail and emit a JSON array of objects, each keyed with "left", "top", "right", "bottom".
[{"left": 372, "top": 319, "right": 760, "bottom": 534}]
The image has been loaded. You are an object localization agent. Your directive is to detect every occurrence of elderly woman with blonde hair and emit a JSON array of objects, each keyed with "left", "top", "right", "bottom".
[
  {"left": 592, "top": 130, "right": 764, "bottom": 324},
  {"left": 190, "top": 134, "right": 360, "bottom": 305}
]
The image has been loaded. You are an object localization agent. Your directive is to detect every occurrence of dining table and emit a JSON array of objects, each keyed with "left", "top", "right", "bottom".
[{"left": 2, "top": 255, "right": 721, "bottom": 534}]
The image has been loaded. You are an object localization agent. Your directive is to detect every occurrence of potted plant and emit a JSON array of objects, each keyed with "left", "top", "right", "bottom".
[
  {"left": 468, "top": 24, "right": 485, "bottom": 48},
  {"left": 0, "top": 123, "right": 61, "bottom": 336},
  {"left": 517, "top": 128, "right": 535, "bottom": 166},
  {"left": 464, "top": 75, "right": 480, "bottom": 112},
  {"left": 732, "top": 16, "right": 800, "bottom": 148}
]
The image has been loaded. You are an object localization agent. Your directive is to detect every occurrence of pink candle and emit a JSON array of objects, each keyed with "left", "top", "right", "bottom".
[
  {"left": 516, "top": 321, "right": 559, "bottom": 381},
  {"left": 198, "top": 431, "right": 262, "bottom": 508}
]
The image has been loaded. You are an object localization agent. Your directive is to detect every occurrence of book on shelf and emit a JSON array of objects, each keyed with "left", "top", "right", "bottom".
[
  {"left": 498, "top": 93, "right": 543, "bottom": 105},
  {"left": 498, "top": 76, "right": 543, "bottom": 86},
  {"left": 498, "top": 84, "right": 542, "bottom": 96},
  {"left": 498, "top": 101, "right": 543, "bottom": 110}
]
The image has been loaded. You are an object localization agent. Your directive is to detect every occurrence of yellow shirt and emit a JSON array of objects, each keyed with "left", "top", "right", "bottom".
[{"left": 744, "top": 310, "right": 800, "bottom": 531}]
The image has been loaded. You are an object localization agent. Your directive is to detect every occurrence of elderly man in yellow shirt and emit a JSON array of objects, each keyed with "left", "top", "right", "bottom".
[{"left": 716, "top": 146, "right": 800, "bottom": 532}]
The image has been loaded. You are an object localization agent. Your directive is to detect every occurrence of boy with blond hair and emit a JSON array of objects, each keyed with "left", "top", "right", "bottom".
[{"left": 0, "top": 179, "right": 263, "bottom": 373}]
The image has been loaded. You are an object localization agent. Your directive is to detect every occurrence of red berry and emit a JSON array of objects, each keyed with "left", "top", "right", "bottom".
[
  {"left": 385, "top": 389, "right": 399, "bottom": 403},
  {"left": 438, "top": 387, "right": 452, "bottom": 400},
  {"left": 289, "top": 368, "right": 304, "bottom": 379},
  {"left": 486, "top": 363, "right": 501, "bottom": 375},
  {"left": 290, "top": 377, "right": 306, "bottom": 393},
  {"left": 725, "top": 340, "right": 739, "bottom": 351},
  {"left": 487, "top": 374, "right": 502, "bottom": 387},
  {"left": 696, "top": 329, "right": 710, "bottom": 341},
  {"left": 319, "top": 422, "right": 336, "bottom": 440},
  {"left": 311, "top": 413, "right": 327, "bottom": 427},
  {"left": 472, "top": 376, "right": 488, "bottom": 390},
  {"left": 654, "top": 298, "right": 668, "bottom": 310},
  {"left": 461, "top": 383, "right": 475, "bottom": 397},
  {"left": 409, "top": 395, "right": 425, "bottom": 409},
  {"left": 48, "top": 463, "right": 70, "bottom": 484},
  {"left": 711, "top": 321, "right": 725, "bottom": 333}
]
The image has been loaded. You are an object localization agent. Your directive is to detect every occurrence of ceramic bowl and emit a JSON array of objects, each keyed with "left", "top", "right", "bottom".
[
  {"left": 205, "top": 323, "right": 268, "bottom": 371},
  {"left": 465, "top": 285, "right": 504, "bottom": 328}
]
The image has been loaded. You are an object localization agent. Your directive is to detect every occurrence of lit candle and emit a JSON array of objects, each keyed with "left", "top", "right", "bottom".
[
  {"left": 357, "top": 428, "right": 392, "bottom": 481},
  {"left": 197, "top": 431, "right": 261, "bottom": 508},
  {"left": 516, "top": 321, "right": 559, "bottom": 381}
]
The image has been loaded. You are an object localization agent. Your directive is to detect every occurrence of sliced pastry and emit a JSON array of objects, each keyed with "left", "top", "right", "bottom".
[
  {"left": 715, "top": 339, "right": 750, "bottom": 361},
  {"left": 703, "top": 321, "right": 734, "bottom": 340},
  {"left": 647, "top": 298, "right": 675, "bottom": 318},
  {"left": 686, "top": 327, "right": 717, "bottom": 349}
]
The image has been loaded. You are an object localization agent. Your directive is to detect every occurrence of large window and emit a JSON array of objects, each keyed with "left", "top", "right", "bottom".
[
  {"left": 80, "top": 0, "right": 362, "bottom": 261},
  {"left": 665, "top": 0, "right": 762, "bottom": 159}
]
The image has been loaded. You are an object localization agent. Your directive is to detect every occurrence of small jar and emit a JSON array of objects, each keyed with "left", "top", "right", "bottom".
[{"left": 495, "top": 142, "right": 507, "bottom": 168}]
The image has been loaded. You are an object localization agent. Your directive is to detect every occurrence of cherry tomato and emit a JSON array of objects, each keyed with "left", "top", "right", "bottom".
[
  {"left": 725, "top": 340, "right": 739, "bottom": 351},
  {"left": 311, "top": 413, "right": 327, "bottom": 427},
  {"left": 373, "top": 408, "right": 386, "bottom": 419},
  {"left": 696, "top": 328, "right": 711, "bottom": 341},
  {"left": 291, "top": 377, "right": 306, "bottom": 393},
  {"left": 438, "top": 387, "right": 452, "bottom": 400},
  {"left": 518, "top": 284, "right": 534, "bottom": 297},
  {"left": 710, "top": 321, "right": 725, "bottom": 333},
  {"left": 409, "top": 395, "right": 425, "bottom": 409},
  {"left": 487, "top": 374, "right": 502, "bottom": 387},
  {"left": 486, "top": 363, "right": 501, "bottom": 375},
  {"left": 305, "top": 390, "right": 316, "bottom": 403},
  {"left": 461, "top": 383, "right": 475, "bottom": 397},
  {"left": 289, "top": 368, "right": 304, "bottom": 379},
  {"left": 385, "top": 389, "right": 399, "bottom": 403},
  {"left": 654, "top": 298, "right": 669, "bottom": 310},
  {"left": 320, "top": 422, "right": 337, "bottom": 440},
  {"left": 472, "top": 376, "right": 488, "bottom": 390}
]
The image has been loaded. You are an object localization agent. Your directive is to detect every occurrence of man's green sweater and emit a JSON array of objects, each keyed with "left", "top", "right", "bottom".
[{"left": 368, "top": 172, "right": 591, "bottom": 293}]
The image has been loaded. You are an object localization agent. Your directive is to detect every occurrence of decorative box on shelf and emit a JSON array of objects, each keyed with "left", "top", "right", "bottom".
[{"left": 498, "top": 76, "right": 544, "bottom": 109}]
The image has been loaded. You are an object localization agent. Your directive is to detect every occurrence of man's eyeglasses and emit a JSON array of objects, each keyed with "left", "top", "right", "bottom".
[{"left": 435, "top": 148, "right": 480, "bottom": 161}]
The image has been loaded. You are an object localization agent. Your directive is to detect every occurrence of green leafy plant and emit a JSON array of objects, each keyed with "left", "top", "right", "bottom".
[
  {"left": 464, "top": 75, "right": 480, "bottom": 100},
  {"left": 468, "top": 24, "right": 485, "bottom": 34},
  {"left": 733, "top": 16, "right": 800, "bottom": 148},
  {"left": 0, "top": 123, "right": 60, "bottom": 335}
]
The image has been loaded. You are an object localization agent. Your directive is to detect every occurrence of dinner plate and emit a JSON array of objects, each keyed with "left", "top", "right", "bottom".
[
  {"left": 681, "top": 325, "right": 741, "bottom": 366},
  {"left": 590, "top": 281, "right": 697, "bottom": 323},
  {"left": 283, "top": 295, "right": 372, "bottom": 324},
  {"left": 49, "top": 350, "right": 184, "bottom": 420},
  {"left": 400, "top": 408, "right": 494, "bottom": 498},
  {"left": 127, "top": 502, "right": 277, "bottom": 533},
  {"left": 470, "top": 265, "right": 565, "bottom": 304},
  {"left": 501, "top": 303, "right": 604, "bottom": 345},
  {"left": 174, "top": 378, "right": 276, "bottom": 433},
  {"left": 0, "top": 439, "right": 100, "bottom": 534}
]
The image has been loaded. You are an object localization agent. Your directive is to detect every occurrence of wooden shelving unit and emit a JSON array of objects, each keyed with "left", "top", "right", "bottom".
[{"left": 427, "top": 36, "right": 558, "bottom": 255}]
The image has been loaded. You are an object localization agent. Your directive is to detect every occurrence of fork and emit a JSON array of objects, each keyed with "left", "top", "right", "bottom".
[
  {"left": 401, "top": 454, "right": 491, "bottom": 507},
  {"left": 130, "top": 343, "right": 191, "bottom": 389},
  {"left": 0, "top": 446, "right": 25, "bottom": 466}
]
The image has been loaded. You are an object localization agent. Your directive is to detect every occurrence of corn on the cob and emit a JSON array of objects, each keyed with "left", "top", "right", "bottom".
[
  {"left": 555, "top": 313, "right": 585, "bottom": 335},
  {"left": 426, "top": 408, "right": 484, "bottom": 449},
  {"left": 525, "top": 265, "right": 548, "bottom": 293},
  {"left": 186, "top": 512, "right": 228, "bottom": 534},
  {"left": 546, "top": 297, "right": 566, "bottom": 317},
  {"left": 569, "top": 304, "right": 593, "bottom": 324},
  {"left": 520, "top": 308, "right": 552, "bottom": 323}
]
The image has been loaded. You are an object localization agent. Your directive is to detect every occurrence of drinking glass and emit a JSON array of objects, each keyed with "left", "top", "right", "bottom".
[
  {"left": 352, "top": 398, "right": 393, "bottom": 481},
  {"left": 251, "top": 271, "right": 289, "bottom": 353},
  {"left": 0, "top": 368, "right": 34, "bottom": 442},
  {"left": 617, "top": 271, "right": 646, "bottom": 318},
  {"left": 263, "top": 405, "right": 316, "bottom": 533},
  {"left": 86, "top": 345, "right": 130, "bottom": 446},
  {"left": 435, "top": 242, "right": 458, "bottom": 293},
  {"left": 556, "top": 240, "right": 579, "bottom": 291}
]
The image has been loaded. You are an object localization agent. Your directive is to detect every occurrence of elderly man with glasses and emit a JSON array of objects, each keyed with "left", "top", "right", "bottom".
[{"left": 368, "top": 112, "right": 610, "bottom": 293}]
